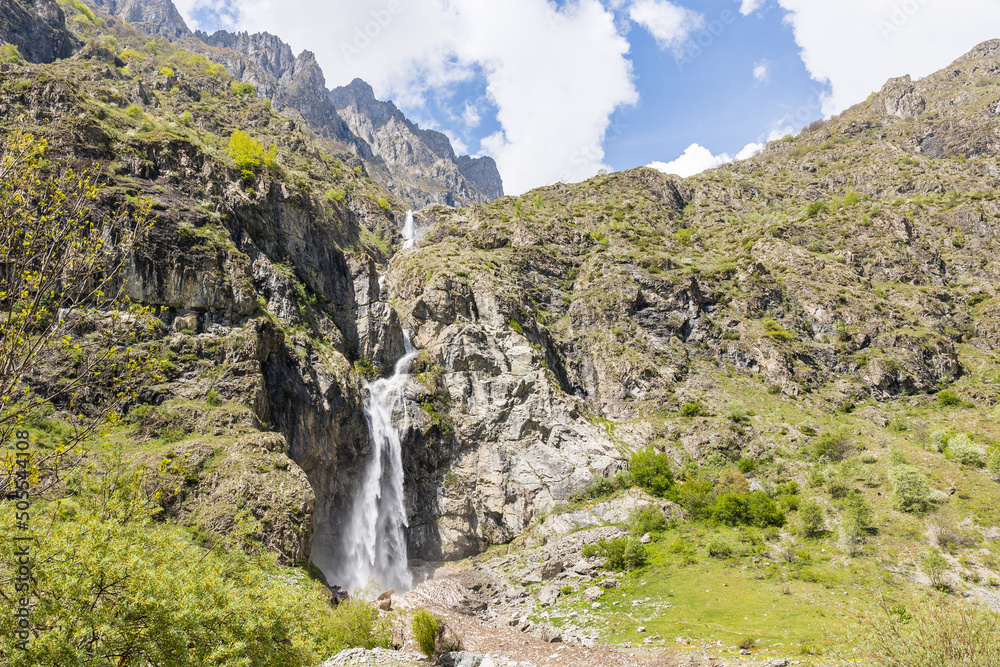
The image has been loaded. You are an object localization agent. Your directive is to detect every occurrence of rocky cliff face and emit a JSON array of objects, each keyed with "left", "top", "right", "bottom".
[
  {"left": 88, "top": 0, "right": 190, "bottom": 38},
  {"left": 331, "top": 78, "right": 504, "bottom": 208},
  {"left": 81, "top": 0, "right": 504, "bottom": 209},
  {"left": 0, "top": 0, "right": 75, "bottom": 63},
  {"left": 8, "top": 4, "right": 1000, "bottom": 589}
]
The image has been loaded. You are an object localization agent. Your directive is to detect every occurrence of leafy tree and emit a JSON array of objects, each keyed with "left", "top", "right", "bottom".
[
  {"left": 890, "top": 466, "right": 934, "bottom": 514},
  {"left": 799, "top": 500, "right": 825, "bottom": 537},
  {"left": 922, "top": 550, "right": 950, "bottom": 591},
  {"left": 228, "top": 130, "right": 278, "bottom": 178},
  {"left": 629, "top": 446, "right": 674, "bottom": 497},
  {"left": 0, "top": 127, "right": 154, "bottom": 490}
]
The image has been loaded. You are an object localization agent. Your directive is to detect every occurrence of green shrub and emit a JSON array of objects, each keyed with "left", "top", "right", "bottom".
[
  {"left": 412, "top": 609, "right": 439, "bottom": 657},
  {"left": 799, "top": 500, "right": 825, "bottom": 538},
  {"left": 680, "top": 401, "right": 703, "bottom": 417},
  {"left": 630, "top": 507, "right": 668, "bottom": 536},
  {"left": 805, "top": 201, "right": 828, "bottom": 218},
  {"left": 707, "top": 537, "right": 735, "bottom": 559},
  {"left": 228, "top": 130, "right": 277, "bottom": 173},
  {"left": 594, "top": 537, "right": 648, "bottom": 572},
  {"left": 0, "top": 44, "right": 22, "bottom": 64},
  {"left": 125, "top": 103, "right": 145, "bottom": 120},
  {"left": 844, "top": 190, "right": 861, "bottom": 206},
  {"left": 231, "top": 81, "right": 256, "bottom": 96},
  {"left": 630, "top": 447, "right": 674, "bottom": 497},
  {"left": 736, "top": 457, "right": 756, "bottom": 474},
  {"left": 849, "top": 596, "right": 1000, "bottom": 665},
  {"left": 922, "top": 550, "right": 950, "bottom": 591},
  {"left": 946, "top": 434, "right": 984, "bottom": 467},
  {"left": 180, "top": 111, "right": 194, "bottom": 127},
  {"left": 206, "top": 390, "right": 222, "bottom": 407},
  {"left": 710, "top": 492, "right": 785, "bottom": 528},
  {"left": 937, "top": 389, "right": 964, "bottom": 407},
  {"left": 0, "top": 463, "right": 375, "bottom": 665},
  {"left": 988, "top": 447, "right": 1000, "bottom": 481},
  {"left": 890, "top": 466, "right": 934, "bottom": 513},
  {"left": 762, "top": 318, "right": 794, "bottom": 342},
  {"left": 674, "top": 478, "right": 714, "bottom": 520},
  {"left": 813, "top": 430, "right": 852, "bottom": 462},
  {"left": 377, "top": 197, "right": 391, "bottom": 210}
]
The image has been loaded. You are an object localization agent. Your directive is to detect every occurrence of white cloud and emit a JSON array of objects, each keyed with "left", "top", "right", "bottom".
[
  {"left": 647, "top": 141, "right": 761, "bottom": 177},
  {"left": 777, "top": 0, "right": 1000, "bottom": 116},
  {"left": 628, "top": 0, "right": 704, "bottom": 54},
  {"left": 180, "top": 0, "right": 637, "bottom": 195},
  {"left": 753, "top": 60, "right": 770, "bottom": 83},
  {"left": 738, "top": 0, "right": 766, "bottom": 16},
  {"left": 462, "top": 102, "right": 481, "bottom": 129}
]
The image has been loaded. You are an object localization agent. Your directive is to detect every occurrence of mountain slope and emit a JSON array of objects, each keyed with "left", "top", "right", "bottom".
[{"left": 82, "top": 0, "right": 504, "bottom": 208}]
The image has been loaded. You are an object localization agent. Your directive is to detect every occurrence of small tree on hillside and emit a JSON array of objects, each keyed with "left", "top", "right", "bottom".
[{"left": 0, "top": 126, "right": 156, "bottom": 493}]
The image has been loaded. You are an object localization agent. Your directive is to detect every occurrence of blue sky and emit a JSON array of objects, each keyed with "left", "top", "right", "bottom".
[{"left": 175, "top": 0, "right": 1000, "bottom": 194}]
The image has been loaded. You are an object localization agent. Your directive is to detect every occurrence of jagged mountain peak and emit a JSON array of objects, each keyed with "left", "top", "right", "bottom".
[{"left": 81, "top": 0, "right": 503, "bottom": 208}]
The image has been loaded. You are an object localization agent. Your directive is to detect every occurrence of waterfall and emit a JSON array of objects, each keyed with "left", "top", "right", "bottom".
[
  {"left": 337, "top": 332, "right": 417, "bottom": 593},
  {"left": 402, "top": 210, "right": 415, "bottom": 249}
]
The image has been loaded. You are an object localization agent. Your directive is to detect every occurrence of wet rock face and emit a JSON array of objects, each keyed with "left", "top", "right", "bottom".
[{"left": 0, "top": 0, "right": 75, "bottom": 63}]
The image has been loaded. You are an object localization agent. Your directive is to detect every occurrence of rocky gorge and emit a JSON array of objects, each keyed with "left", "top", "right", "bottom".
[{"left": 5, "top": 0, "right": 1000, "bottom": 664}]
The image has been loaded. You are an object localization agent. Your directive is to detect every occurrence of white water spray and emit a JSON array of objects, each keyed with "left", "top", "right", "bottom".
[
  {"left": 337, "top": 333, "right": 417, "bottom": 593},
  {"left": 402, "top": 210, "right": 415, "bottom": 249}
]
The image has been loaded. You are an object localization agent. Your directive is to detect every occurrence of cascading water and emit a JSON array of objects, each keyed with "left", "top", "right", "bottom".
[
  {"left": 402, "top": 210, "right": 416, "bottom": 249},
  {"left": 337, "top": 332, "right": 417, "bottom": 593}
]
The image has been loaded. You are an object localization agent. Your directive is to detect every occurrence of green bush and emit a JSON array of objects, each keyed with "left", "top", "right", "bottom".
[
  {"left": 630, "top": 507, "right": 669, "bottom": 536},
  {"left": 762, "top": 318, "right": 794, "bottom": 342},
  {"left": 710, "top": 492, "right": 785, "bottom": 528},
  {"left": 799, "top": 500, "right": 825, "bottom": 538},
  {"left": 890, "top": 466, "right": 934, "bottom": 513},
  {"left": 707, "top": 537, "right": 735, "bottom": 559},
  {"left": 594, "top": 537, "right": 648, "bottom": 571},
  {"left": 0, "top": 44, "right": 22, "bottom": 64},
  {"left": 231, "top": 81, "right": 256, "bottom": 96},
  {"left": 922, "top": 550, "right": 950, "bottom": 591},
  {"left": 937, "top": 389, "right": 964, "bottom": 407},
  {"left": 180, "top": 111, "right": 194, "bottom": 127},
  {"left": 946, "top": 434, "right": 984, "bottom": 467},
  {"left": 849, "top": 596, "right": 1000, "bottom": 666},
  {"left": 325, "top": 188, "right": 346, "bottom": 203},
  {"left": 805, "top": 201, "right": 828, "bottom": 218},
  {"left": 125, "top": 103, "right": 145, "bottom": 120},
  {"left": 813, "top": 430, "right": 852, "bottom": 462},
  {"left": 206, "top": 390, "right": 222, "bottom": 407},
  {"left": 412, "top": 609, "right": 439, "bottom": 658},
  {"left": 630, "top": 447, "right": 674, "bottom": 497},
  {"left": 228, "top": 130, "right": 277, "bottom": 173},
  {"left": 0, "top": 463, "right": 377, "bottom": 665},
  {"left": 680, "top": 401, "right": 703, "bottom": 417}
]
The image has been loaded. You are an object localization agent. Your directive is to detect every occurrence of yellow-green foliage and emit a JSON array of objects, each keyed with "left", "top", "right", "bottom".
[
  {"left": 119, "top": 49, "right": 147, "bottom": 62},
  {"left": 0, "top": 464, "right": 387, "bottom": 665},
  {"left": 412, "top": 609, "right": 439, "bottom": 657},
  {"left": 761, "top": 318, "right": 794, "bottom": 342},
  {"left": 59, "top": 0, "right": 103, "bottom": 25},
  {"left": 325, "top": 189, "right": 345, "bottom": 203},
  {"left": 231, "top": 81, "right": 256, "bottom": 96},
  {"left": 0, "top": 44, "right": 21, "bottom": 65},
  {"left": 160, "top": 66, "right": 175, "bottom": 77},
  {"left": 377, "top": 197, "right": 391, "bottom": 210},
  {"left": 228, "top": 130, "right": 277, "bottom": 173},
  {"left": 166, "top": 51, "right": 227, "bottom": 77}
]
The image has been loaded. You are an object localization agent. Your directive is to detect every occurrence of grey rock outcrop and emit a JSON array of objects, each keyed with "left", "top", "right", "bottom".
[
  {"left": 87, "top": 0, "right": 190, "bottom": 38},
  {"left": 331, "top": 78, "right": 504, "bottom": 207},
  {"left": 0, "top": 0, "right": 75, "bottom": 63}
]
